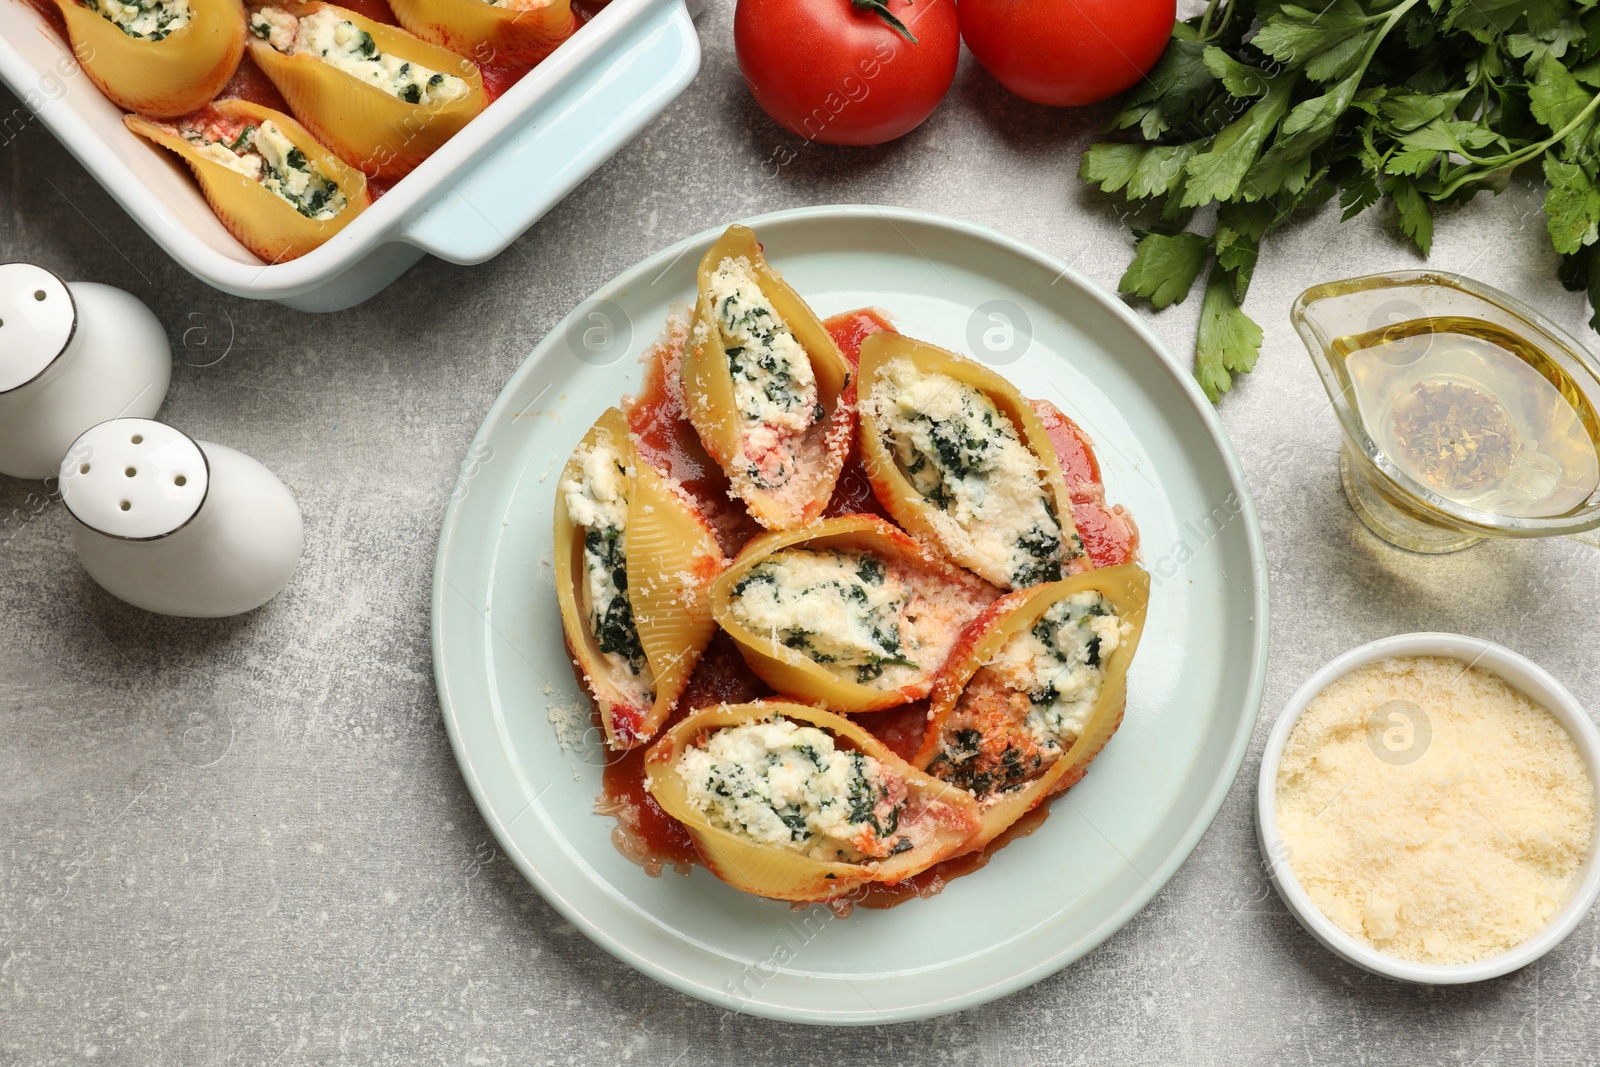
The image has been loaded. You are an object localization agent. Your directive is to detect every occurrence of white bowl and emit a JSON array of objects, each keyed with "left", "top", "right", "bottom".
[{"left": 1257, "top": 631, "right": 1600, "bottom": 983}]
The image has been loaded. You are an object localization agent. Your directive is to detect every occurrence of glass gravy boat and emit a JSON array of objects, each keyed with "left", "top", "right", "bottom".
[{"left": 1292, "top": 271, "right": 1600, "bottom": 553}]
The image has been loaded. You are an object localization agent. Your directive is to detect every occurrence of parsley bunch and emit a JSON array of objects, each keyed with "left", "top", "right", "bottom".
[{"left": 1080, "top": 0, "right": 1600, "bottom": 401}]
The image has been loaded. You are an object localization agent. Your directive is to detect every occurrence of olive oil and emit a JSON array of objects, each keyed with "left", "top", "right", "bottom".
[{"left": 1332, "top": 317, "right": 1600, "bottom": 519}]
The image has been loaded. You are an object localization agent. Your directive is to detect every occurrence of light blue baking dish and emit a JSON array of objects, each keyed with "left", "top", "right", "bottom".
[{"left": 0, "top": 0, "right": 700, "bottom": 310}]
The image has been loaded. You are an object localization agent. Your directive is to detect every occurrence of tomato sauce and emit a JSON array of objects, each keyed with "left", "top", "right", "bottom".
[
  {"left": 1033, "top": 400, "right": 1140, "bottom": 569},
  {"left": 21, "top": 0, "right": 64, "bottom": 37},
  {"left": 597, "top": 308, "right": 1141, "bottom": 907}
]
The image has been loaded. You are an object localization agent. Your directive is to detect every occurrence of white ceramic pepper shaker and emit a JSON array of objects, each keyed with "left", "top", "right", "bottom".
[
  {"left": 0, "top": 264, "right": 172, "bottom": 480},
  {"left": 58, "top": 418, "right": 304, "bottom": 618}
]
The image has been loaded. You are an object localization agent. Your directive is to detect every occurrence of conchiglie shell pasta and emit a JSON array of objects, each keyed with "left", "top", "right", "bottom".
[
  {"left": 624, "top": 450, "right": 726, "bottom": 737},
  {"left": 683, "top": 225, "right": 853, "bottom": 530},
  {"left": 857, "top": 330, "right": 1084, "bottom": 588},
  {"left": 914, "top": 565, "right": 1149, "bottom": 851},
  {"left": 388, "top": 0, "right": 575, "bottom": 67},
  {"left": 554, "top": 408, "right": 725, "bottom": 749},
  {"left": 710, "top": 514, "right": 998, "bottom": 713},
  {"left": 59, "top": 0, "right": 245, "bottom": 118},
  {"left": 125, "top": 100, "right": 370, "bottom": 263},
  {"left": 247, "top": 2, "right": 486, "bottom": 178},
  {"left": 645, "top": 702, "right": 982, "bottom": 902}
]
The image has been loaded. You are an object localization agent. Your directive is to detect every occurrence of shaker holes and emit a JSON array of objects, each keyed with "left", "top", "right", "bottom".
[
  {"left": 174, "top": 475, "right": 187, "bottom": 487},
  {"left": 119, "top": 501, "right": 131, "bottom": 511},
  {"left": 79, "top": 464, "right": 90, "bottom": 474},
  {"left": 33, "top": 290, "right": 45, "bottom": 301},
  {"left": 125, "top": 467, "right": 137, "bottom": 478},
  {"left": 131, "top": 434, "right": 144, "bottom": 444}
]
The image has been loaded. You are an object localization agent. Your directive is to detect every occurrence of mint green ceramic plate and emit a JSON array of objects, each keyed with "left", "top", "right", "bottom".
[{"left": 431, "top": 206, "right": 1269, "bottom": 1024}]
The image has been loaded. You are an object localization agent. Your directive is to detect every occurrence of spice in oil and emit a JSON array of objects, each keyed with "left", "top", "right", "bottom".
[{"left": 1334, "top": 318, "right": 1600, "bottom": 519}]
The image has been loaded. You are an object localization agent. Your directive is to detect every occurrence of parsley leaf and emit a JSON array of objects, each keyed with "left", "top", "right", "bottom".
[
  {"left": 1118, "top": 230, "right": 1212, "bottom": 308},
  {"left": 1530, "top": 53, "right": 1598, "bottom": 149},
  {"left": 1252, "top": 2, "right": 1377, "bottom": 82},
  {"left": 1202, "top": 46, "right": 1272, "bottom": 98},
  {"left": 1214, "top": 200, "right": 1275, "bottom": 301},
  {"left": 1194, "top": 262, "right": 1263, "bottom": 402},
  {"left": 1182, "top": 77, "right": 1296, "bottom": 206},
  {"left": 1112, "top": 38, "right": 1215, "bottom": 141},
  {"left": 1078, "top": 144, "right": 1143, "bottom": 195},
  {"left": 1338, "top": 167, "right": 1382, "bottom": 220},
  {"left": 1379, "top": 88, "right": 1470, "bottom": 132},
  {"left": 1543, "top": 157, "right": 1600, "bottom": 255},
  {"left": 1079, "top": 143, "right": 1198, "bottom": 199},
  {"left": 1388, "top": 175, "right": 1434, "bottom": 255}
]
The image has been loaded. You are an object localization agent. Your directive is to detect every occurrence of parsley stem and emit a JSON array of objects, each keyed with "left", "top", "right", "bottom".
[{"left": 1433, "top": 90, "right": 1600, "bottom": 200}]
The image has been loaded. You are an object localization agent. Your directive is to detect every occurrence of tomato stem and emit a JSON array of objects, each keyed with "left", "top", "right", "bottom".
[{"left": 850, "top": 0, "right": 918, "bottom": 43}]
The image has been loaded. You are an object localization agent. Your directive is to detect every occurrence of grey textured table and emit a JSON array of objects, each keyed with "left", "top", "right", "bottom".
[{"left": 5, "top": 3, "right": 1600, "bottom": 1062}]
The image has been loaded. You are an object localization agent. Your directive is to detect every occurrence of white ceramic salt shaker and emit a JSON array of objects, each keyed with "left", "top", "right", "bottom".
[
  {"left": 58, "top": 418, "right": 304, "bottom": 618},
  {"left": 0, "top": 264, "right": 172, "bottom": 480}
]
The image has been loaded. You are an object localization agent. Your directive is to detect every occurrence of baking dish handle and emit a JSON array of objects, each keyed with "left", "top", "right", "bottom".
[{"left": 401, "top": 0, "right": 700, "bottom": 264}]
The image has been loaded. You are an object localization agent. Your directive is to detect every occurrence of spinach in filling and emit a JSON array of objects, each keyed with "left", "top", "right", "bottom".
[
  {"left": 584, "top": 526, "right": 646, "bottom": 677},
  {"left": 678, "top": 718, "right": 910, "bottom": 859},
  {"left": 729, "top": 549, "right": 918, "bottom": 685},
  {"left": 877, "top": 360, "right": 1070, "bottom": 588},
  {"left": 926, "top": 727, "right": 1044, "bottom": 798}
]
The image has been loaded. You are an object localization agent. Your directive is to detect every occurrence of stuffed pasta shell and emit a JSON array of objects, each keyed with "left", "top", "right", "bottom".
[
  {"left": 388, "top": 0, "right": 575, "bottom": 67},
  {"left": 58, "top": 0, "right": 245, "bottom": 118},
  {"left": 125, "top": 100, "right": 369, "bottom": 263},
  {"left": 858, "top": 331, "right": 1085, "bottom": 589},
  {"left": 683, "top": 225, "right": 853, "bottom": 530},
  {"left": 710, "top": 515, "right": 998, "bottom": 713},
  {"left": 555, "top": 407, "right": 727, "bottom": 749},
  {"left": 915, "top": 565, "right": 1148, "bottom": 849},
  {"left": 246, "top": 1, "right": 487, "bottom": 178},
  {"left": 646, "top": 702, "right": 982, "bottom": 901}
]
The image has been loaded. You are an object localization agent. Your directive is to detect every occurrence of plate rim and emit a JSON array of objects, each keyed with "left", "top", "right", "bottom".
[{"left": 430, "top": 204, "right": 1272, "bottom": 1024}]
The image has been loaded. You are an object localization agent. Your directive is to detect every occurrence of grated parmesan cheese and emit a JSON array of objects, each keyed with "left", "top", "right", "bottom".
[
  {"left": 1276, "top": 655, "right": 1594, "bottom": 964},
  {"left": 546, "top": 694, "right": 591, "bottom": 752}
]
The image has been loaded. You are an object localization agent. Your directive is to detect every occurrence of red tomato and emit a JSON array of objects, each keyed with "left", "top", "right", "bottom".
[
  {"left": 734, "top": 0, "right": 959, "bottom": 146},
  {"left": 958, "top": 0, "right": 1175, "bottom": 107}
]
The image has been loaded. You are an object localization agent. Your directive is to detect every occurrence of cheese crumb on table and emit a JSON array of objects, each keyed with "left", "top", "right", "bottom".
[{"left": 1276, "top": 655, "right": 1594, "bottom": 965}]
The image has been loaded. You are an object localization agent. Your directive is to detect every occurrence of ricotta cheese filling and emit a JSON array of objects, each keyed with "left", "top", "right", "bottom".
[
  {"left": 676, "top": 718, "right": 911, "bottom": 861},
  {"left": 250, "top": 8, "right": 471, "bottom": 106},
  {"left": 998, "top": 591, "right": 1125, "bottom": 747},
  {"left": 928, "top": 591, "right": 1126, "bottom": 799},
  {"left": 560, "top": 438, "right": 653, "bottom": 704},
  {"left": 871, "top": 358, "right": 1069, "bottom": 588},
  {"left": 728, "top": 549, "right": 917, "bottom": 689},
  {"left": 704, "top": 256, "right": 822, "bottom": 490},
  {"left": 180, "top": 117, "right": 348, "bottom": 221},
  {"left": 84, "top": 0, "right": 190, "bottom": 40}
]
